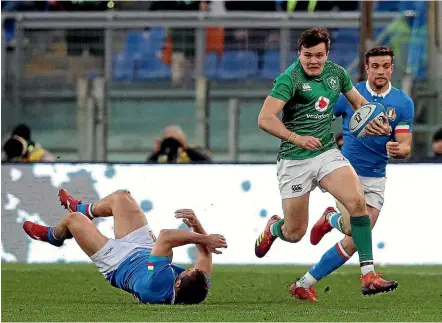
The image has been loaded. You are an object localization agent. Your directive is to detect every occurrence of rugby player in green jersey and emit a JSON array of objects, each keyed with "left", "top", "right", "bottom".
[{"left": 254, "top": 28, "right": 397, "bottom": 299}]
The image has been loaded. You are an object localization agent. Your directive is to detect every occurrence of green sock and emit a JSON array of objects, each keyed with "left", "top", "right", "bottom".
[
  {"left": 270, "top": 219, "right": 288, "bottom": 241},
  {"left": 350, "top": 215, "right": 373, "bottom": 263}
]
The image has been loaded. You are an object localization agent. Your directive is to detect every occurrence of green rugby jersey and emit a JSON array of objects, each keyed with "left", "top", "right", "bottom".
[{"left": 269, "top": 60, "right": 353, "bottom": 160}]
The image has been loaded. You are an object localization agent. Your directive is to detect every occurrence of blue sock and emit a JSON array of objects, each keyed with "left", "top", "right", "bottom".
[
  {"left": 309, "top": 242, "right": 349, "bottom": 281},
  {"left": 328, "top": 212, "right": 344, "bottom": 234},
  {"left": 47, "top": 227, "right": 64, "bottom": 247},
  {"left": 76, "top": 203, "right": 94, "bottom": 219}
]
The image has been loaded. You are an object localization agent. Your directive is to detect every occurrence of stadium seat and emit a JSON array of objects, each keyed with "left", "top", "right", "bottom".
[
  {"left": 134, "top": 52, "right": 171, "bottom": 80},
  {"left": 205, "top": 52, "right": 219, "bottom": 79},
  {"left": 259, "top": 50, "right": 280, "bottom": 79},
  {"left": 113, "top": 51, "right": 136, "bottom": 81},
  {"left": 125, "top": 28, "right": 167, "bottom": 57},
  {"left": 217, "top": 50, "right": 259, "bottom": 80},
  {"left": 375, "top": 1, "right": 400, "bottom": 11},
  {"left": 125, "top": 31, "right": 147, "bottom": 53}
]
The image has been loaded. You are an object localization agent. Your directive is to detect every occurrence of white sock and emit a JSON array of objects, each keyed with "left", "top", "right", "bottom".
[
  {"left": 361, "top": 264, "right": 375, "bottom": 276},
  {"left": 296, "top": 272, "right": 317, "bottom": 289}
]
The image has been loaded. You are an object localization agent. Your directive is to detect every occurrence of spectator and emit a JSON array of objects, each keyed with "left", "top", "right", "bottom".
[
  {"left": 2, "top": 135, "right": 55, "bottom": 163},
  {"left": 2, "top": 124, "right": 55, "bottom": 162},
  {"left": 59, "top": 1, "right": 111, "bottom": 82},
  {"left": 147, "top": 125, "right": 212, "bottom": 163},
  {"left": 152, "top": 1, "right": 210, "bottom": 86}
]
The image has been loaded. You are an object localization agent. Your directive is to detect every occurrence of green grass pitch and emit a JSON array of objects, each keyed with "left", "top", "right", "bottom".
[{"left": 2, "top": 263, "right": 442, "bottom": 322}]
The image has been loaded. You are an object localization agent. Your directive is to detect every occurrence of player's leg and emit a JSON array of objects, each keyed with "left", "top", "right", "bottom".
[
  {"left": 318, "top": 157, "right": 397, "bottom": 294},
  {"left": 255, "top": 158, "right": 314, "bottom": 258},
  {"left": 23, "top": 212, "right": 108, "bottom": 256},
  {"left": 294, "top": 205, "right": 380, "bottom": 301},
  {"left": 318, "top": 163, "right": 375, "bottom": 275},
  {"left": 59, "top": 189, "right": 147, "bottom": 239}
]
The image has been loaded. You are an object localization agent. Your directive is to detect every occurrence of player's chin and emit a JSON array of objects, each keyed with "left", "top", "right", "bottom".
[{"left": 374, "top": 78, "right": 388, "bottom": 86}]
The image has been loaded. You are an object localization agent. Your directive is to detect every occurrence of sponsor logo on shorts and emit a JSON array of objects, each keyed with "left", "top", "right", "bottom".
[
  {"left": 291, "top": 184, "right": 302, "bottom": 193},
  {"left": 103, "top": 246, "right": 114, "bottom": 257}
]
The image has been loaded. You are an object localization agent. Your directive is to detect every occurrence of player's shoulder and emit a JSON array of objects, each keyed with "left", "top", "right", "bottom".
[
  {"left": 323, "top": 60, "right": 348, "bottom": 75},
  {"left": 390, "top": 86, "right": 414, "bottom": 108},
  {"left": 354, "top": 81, "right": 366, "bottom": 90}
]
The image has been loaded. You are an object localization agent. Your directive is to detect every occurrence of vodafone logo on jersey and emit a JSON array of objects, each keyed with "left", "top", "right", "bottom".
[{"left": 314, "top": 96, "right": 330, "bottom": 112}]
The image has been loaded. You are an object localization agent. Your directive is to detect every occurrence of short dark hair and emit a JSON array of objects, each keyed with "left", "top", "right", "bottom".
[
  {"left": 12, "top": 124, "right": 31, "bottom": 142},
  {"left": 298, "top": 28, "right": 330, "bottom": 52},
  {"left": 174, "top": 269, "right": 209, "bottom": 305},
  {"left": 3, "top": 137, "right": 26, "bottom": 160},
  {"left": 365, "top": 46, "right": 394, "bottom": 64}
]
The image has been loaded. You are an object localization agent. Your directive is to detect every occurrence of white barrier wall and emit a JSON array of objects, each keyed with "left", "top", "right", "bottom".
[{"left": 1, "top": 163, "right": 441, "bottom": 265}]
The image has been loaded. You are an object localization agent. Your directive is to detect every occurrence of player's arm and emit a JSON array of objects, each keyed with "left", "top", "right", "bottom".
[
  {"left": 258, "top": 73, "right": 322, "bottom": 151},
  {"left": 339, "top": 68, "right": 368, "bottom": 111},
  {"left": 387, "top": 132, "right": 412, "bottom": 159},
  {"left": 258, "top": 96, "right": 294, "bottom": 142},
  {"left": 175, "top": 209, "right": 215, "bottom": 275},
  {"left": 151, "top": 229, "right": 226, "bottom": 258},
  {"left": 342, "top": 87, "right": 369, "bottom": 111},
  {"left": 386, "top": 97, "right": 415, "bottom": 159}
]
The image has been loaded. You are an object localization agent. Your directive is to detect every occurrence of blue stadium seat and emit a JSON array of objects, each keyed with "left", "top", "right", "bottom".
[
  {"left": 125, "top": 31, "right": 146, "bottom": 53},
  {"left": 125, "top": 28, "right": 167, "bottom": 57},
  {"left": 205, "top": 52, "right": 219, "bottom": 79},
  {"left": 259, "top": 50, "right": 281, "bottom": 79},
  {"left": 113, "top": 51, "right": 136, "bottom": 81},
  {"left": 217, "top": 50, "right": 259, "bottom": 80},
  {"left": 333, "top": 28, "right": 359, "bottom": 43},
  {"left": 375, "top": 1, "right": 400, "bottom": 11},
  {"left": 134, "top": 52, "right": 171, "bottom": 80},
  {"left": 328, "top": 48, "right": 358, "bottom": 68}
]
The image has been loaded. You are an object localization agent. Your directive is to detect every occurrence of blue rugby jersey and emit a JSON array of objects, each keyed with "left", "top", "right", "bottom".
[{"left": 334, "top": 81, "right": 414, "bottom": 177}]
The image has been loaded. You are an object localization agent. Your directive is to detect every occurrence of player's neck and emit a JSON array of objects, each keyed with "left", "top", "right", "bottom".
[{"left": 366, "top": 81, "right": 391, "bottom": 97}]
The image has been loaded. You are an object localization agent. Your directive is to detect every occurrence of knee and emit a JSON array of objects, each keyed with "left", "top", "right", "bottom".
[
  {"left": 283, "top": 225, "right": 307, "bottom": 243},
  {"left": 111, "top": 189, "right": 131, "bottom": 202},
  {"left": 113, "top": 189, "right": 130, "bottom": 197},
  {"left": 344, "top": 194, "right": 366, "bottom": 215},
  {"left": 65, "top": 212, "right": 86, "bottom": 226}
]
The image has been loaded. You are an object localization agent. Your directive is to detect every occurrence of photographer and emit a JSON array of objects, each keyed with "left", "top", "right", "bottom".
[{"left": 146, "top": 125, "right": 212, "bottom": 164}]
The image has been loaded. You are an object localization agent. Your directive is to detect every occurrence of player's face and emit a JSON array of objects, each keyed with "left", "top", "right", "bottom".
[
  {"left": 365, "top": 56, "right": 394, "bottom": 89},
  {"left": 299, "top": 43, "right": 328, "bottom": 77}
]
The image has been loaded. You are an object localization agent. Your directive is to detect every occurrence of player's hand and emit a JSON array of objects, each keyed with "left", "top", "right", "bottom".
[
  {"left": 386, "top": 141, "right": 401, "bottom": 157},
  {"left": 365, "top": 115, "right": 391, "bottom": 136},
  {"left": 205, "top": 234, "right": 227, "bottom": 253},
  {"left": 175, "top": 209, "right": 200, "bottom": 229},
  {"left": 294, "top": 136, "right": 322, "bottom": 151}
]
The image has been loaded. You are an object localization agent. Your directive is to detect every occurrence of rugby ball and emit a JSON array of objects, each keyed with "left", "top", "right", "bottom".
[{"left": 349, "top": 102, "right": 386, "bottom": 138}]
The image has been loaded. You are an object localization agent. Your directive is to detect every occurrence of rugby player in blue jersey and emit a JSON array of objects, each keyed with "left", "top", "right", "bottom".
[
  {"left": 292, "top": 46, "right": 414, "bottom": 301},
  {"left": 23, "top": 189, "right": 227, "bottom": 304}
]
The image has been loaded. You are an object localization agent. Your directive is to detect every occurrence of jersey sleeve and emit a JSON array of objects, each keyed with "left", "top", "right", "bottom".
[
  {"left": 333, "top": 93, "right": 349, "bottom": 117},
  {"left": 269, "top": 72, "right": 294, "bottom": 102},
  {"left": 340, "top": 68, "right": 354, "bottom": 93},
  {"left": 395, "top": 95, "right": 415, "bottom": 134}
]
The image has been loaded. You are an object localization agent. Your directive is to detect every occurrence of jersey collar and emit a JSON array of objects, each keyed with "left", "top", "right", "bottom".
[{"left": 365, "top": 81, "right": 391, "bottom": 98}]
